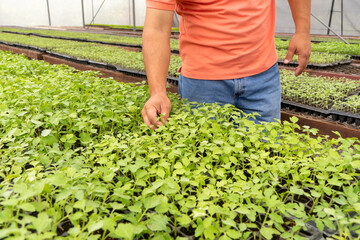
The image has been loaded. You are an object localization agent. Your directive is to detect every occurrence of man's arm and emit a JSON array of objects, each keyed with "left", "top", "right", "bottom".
[
  {"left": 141, "top": 8, "right": 174, "bottom": 129},
  {"left": 285, "top": 0, "right": 312, "bottom": 76}
]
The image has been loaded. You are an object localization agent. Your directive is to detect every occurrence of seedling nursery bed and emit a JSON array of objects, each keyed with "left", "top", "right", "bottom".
[
  {"left": 1, "top": 48, "right": 360, "bottom": 240},
  {"left": 7, "top": 41, "right": 360, "bottom": 127},
  {"left": 1, "top": 42, "right": 360, "bottom": 140},
  {"left": 2, "top": 30, "right": 353, "bottom": 64}
]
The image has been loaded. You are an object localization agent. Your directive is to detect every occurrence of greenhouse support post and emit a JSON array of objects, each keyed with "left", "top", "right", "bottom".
[
  {"left": 327, "top": 0, "right": 344, "bottom": 36},
  {"left": 81, "top": 0, "right": 85, "bottom": 28},
  {"left": 327, "top": 0, "right": 335, "bottom": 35},
  {"left": 92, "top": 0, "right": 95, "bottom": 21},
  {"left": 132, "top": 0, "right": 136, "bottom": 32},
  {"left": 46, "top": 0, "right": 51, "bottom": 26},
  {"left": 311, "top": 13, "right": 348, "bottom": 44},
  {"left": 341, "top": 0, "right": 343, "bottom": 35}
]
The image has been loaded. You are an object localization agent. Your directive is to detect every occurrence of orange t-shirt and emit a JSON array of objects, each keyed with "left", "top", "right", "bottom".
[{"left": 146, "top": 0, "right": 278, "bottom": 80}]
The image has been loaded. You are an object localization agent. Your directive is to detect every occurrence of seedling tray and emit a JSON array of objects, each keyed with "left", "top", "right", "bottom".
[
  {"left": 281, "top": 99, "right": 330, "bottom": 116},
  {"left": 114, "top": 65, "right": 179, "bottom": 85},
  {"left": 2, "top": 30, "right": 31, "bottom": 36},
  {"left": 278, "top": 59, "right": 353, "bottom": 70},
  {"left": 45, "top": 51, "right": 74, "bottom": 61},
  {"left": 1, "top": 30, "right": 143, "bottom": 48},
  {"left": 0, "top": 40, "right": 46, "bottom": 53},
  {"left": 88, "top": 60, "right": 110, "bottom": 69},
  {"left": 329, "top": 109, "right": 360, "bottom": 125}
]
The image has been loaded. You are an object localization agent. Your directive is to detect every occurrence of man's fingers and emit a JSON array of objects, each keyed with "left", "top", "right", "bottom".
[
  {"left": 284, "top": 47, "right": 295, "bottom": 64},
  {"left": 160, "top": 103, "right": 171, "bottom": 123},
  {"left": 295, "top": 54, "right": 309, "bottom": 76},
  {"left": 146, "top": 107, "right": 161, "bottom": 128},
  {"left": 141, "top": 95, "right": 171, "bottom": 129},
  {"left": 142, "top": 114, "right": 153, "bottom": 129}
]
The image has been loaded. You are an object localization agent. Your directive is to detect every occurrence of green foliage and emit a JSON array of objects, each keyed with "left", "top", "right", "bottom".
[
  {"left": 278, "top": 49, "right": 351, "bottom": 65},
  {"left": 2, "top": 28, "right": 356, "bottom": 64},
  {"left": 333, "top": 95, "right": 360, "bottom": 114},
  {"left": 0, "top": 27, "right": 180, "bottom": 50},
  {"left": 0, "top": 50, "right": 360, "bottom": 239},
  {"left": 276, "top": 36, "right": 360, "bottom": 44},
  {"left": 0, "top": 32, "right": 182, "bottom": 77},
  {"left": 275, "top": 38, "right": 360, "bottom": 56},
  {"left": 281, "top": 70, "right": 360, "bottom": 109}
]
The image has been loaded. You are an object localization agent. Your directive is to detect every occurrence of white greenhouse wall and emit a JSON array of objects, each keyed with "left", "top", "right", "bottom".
[
  {"left": 0, "top": 0, "right": 359, "bottom": 36},
  {"left": 276, "top": 0, "right": 360, "bottom": 36},
  {"left": 0, "top": 0, "right": 147, "bottom": 28}
]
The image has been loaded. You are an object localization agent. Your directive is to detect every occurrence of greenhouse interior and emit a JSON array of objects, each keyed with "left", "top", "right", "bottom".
[{"left": 0, "top": 0, "right": 360, "bottom": 239}]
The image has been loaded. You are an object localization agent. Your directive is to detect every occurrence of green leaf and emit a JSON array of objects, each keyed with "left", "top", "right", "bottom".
[
  {"left": 32, "top": 212, "right": 51, "bottom": 233},
  {"left": 88, "top": 220, "right": 103, "bottom": 233},
  {"left": 19, "top": 203, "right": 36, "bottom": 212},
  {"left": 102, "top": 218, "right": 116, "bottom": 232},
  {"left": 222, "top": 218, "right": 237, "bottom": 228},
  {"left": 269, "top": 212, "right": 284, "bottom": 224},
  {"left": 226, "top": 229, "right": 241, "bottom": 239},
  {"left": 73, "top": 199, "right": 86, "bottom": 210},
  {"left": 350, "top": 160, "right": 360, "bottom": 169},
  {"left": 290, "top": 186, "right": 305, "bottom": 195},
  {"left": 41, "top": 129, "right": 52, "bottom": 137},
  {"left": 148, "top": 152, "right": 159, "bottom": 159},
  {"left": 0, "top": 199, "right": 19, "bottom": 206},
  {"left": 115, "top": 223, "right": 133, "bottom": 240},
  {"left": 144, "top": 196, "right": 162, "bottom": 209},
  {"left": 147, "top": 214, "right": 168, "bottom": 231},
  {"left": 178, "top": 215, "right": 191, "bottom": 227},
  {"left": 260, "top": 227, "right": 280, "bottom": 240},
  {"left": 289, "top": 116, "right": 298, "bottom": 123}
]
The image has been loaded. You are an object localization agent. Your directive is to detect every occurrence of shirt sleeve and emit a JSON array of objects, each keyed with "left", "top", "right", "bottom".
[{"left": 146, "top": 0, "right": 176, "bottom": 11}]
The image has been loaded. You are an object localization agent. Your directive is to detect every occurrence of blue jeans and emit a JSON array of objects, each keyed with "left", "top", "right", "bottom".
[{"left": 178, "top": 63, "right": 281, "bottom": 124}]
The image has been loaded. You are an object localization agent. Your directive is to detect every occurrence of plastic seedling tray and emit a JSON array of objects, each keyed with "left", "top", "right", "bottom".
[
  {"left": 88, "top": 60, "right": 109, "bottom": 69},
  {"left": 74, "top": 58, "right": 89, "bottom": 64},
  {"left": 278, "top": 59, "right": 352, "bottom": 70},
  {"left": 329, "top": 109, "right": 360, "bottom": 125},
  {"left": 167, "top": 76, "right": 179, "bottom": 86},
  {"left": 115, "top": 65, "right": 147, "bottom": 79},
  {"left": 30, "top": 46, "right": 46, "bottom": 53},
  {"left": 105, "top": 63, "right": 117, "bottom": 71},
  {"left": 281, "top": 99, "right": 330, "bottom": 117}
]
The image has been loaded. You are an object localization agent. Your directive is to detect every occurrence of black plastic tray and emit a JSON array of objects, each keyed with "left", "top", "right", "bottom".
[
  {"left": 329, "top": 109, "right": 360, "bottom": 125},
  {"left": 281, "top": 99, "right": 330, "bottom": 116},
  {"left": 278, "top": 59, "right": 353, "bottom": 70},
  {"left": 88, "top": 60, "right": 109, "bottom": 69},
  {"left": 0, "top": 40, "right": 46, "bottom": 53}
]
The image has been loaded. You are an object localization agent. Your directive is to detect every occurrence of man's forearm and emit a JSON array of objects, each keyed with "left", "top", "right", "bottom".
[
  {"left": 141, "top": 8, "right": 174, "bottom": 129},
  {"left": 288, "top": 0, "right": 311, "bottom": 35},
  {"left": 143, "top": 25, "right": 172, "bottom": 97}
]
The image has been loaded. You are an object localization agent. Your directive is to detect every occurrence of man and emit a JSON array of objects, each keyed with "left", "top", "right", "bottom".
[{"left": 141, "top": 0, "right": 311, "bottom": 129}]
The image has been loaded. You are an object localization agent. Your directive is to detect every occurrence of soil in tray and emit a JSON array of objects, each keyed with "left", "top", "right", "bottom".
[{"left": 316, "top": 63, "right": 360, "bottom": 76}]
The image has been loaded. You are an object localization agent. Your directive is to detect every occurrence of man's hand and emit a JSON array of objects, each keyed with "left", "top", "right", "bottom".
[
  {"left": 287, "top": 0, "right": 311, "bottom": 76},
  {"left": 141, "top": 93, "right": 171, "bottom": 129},
  {"left": 284, "top": 33, "right": 311, "bottom": 76}
]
